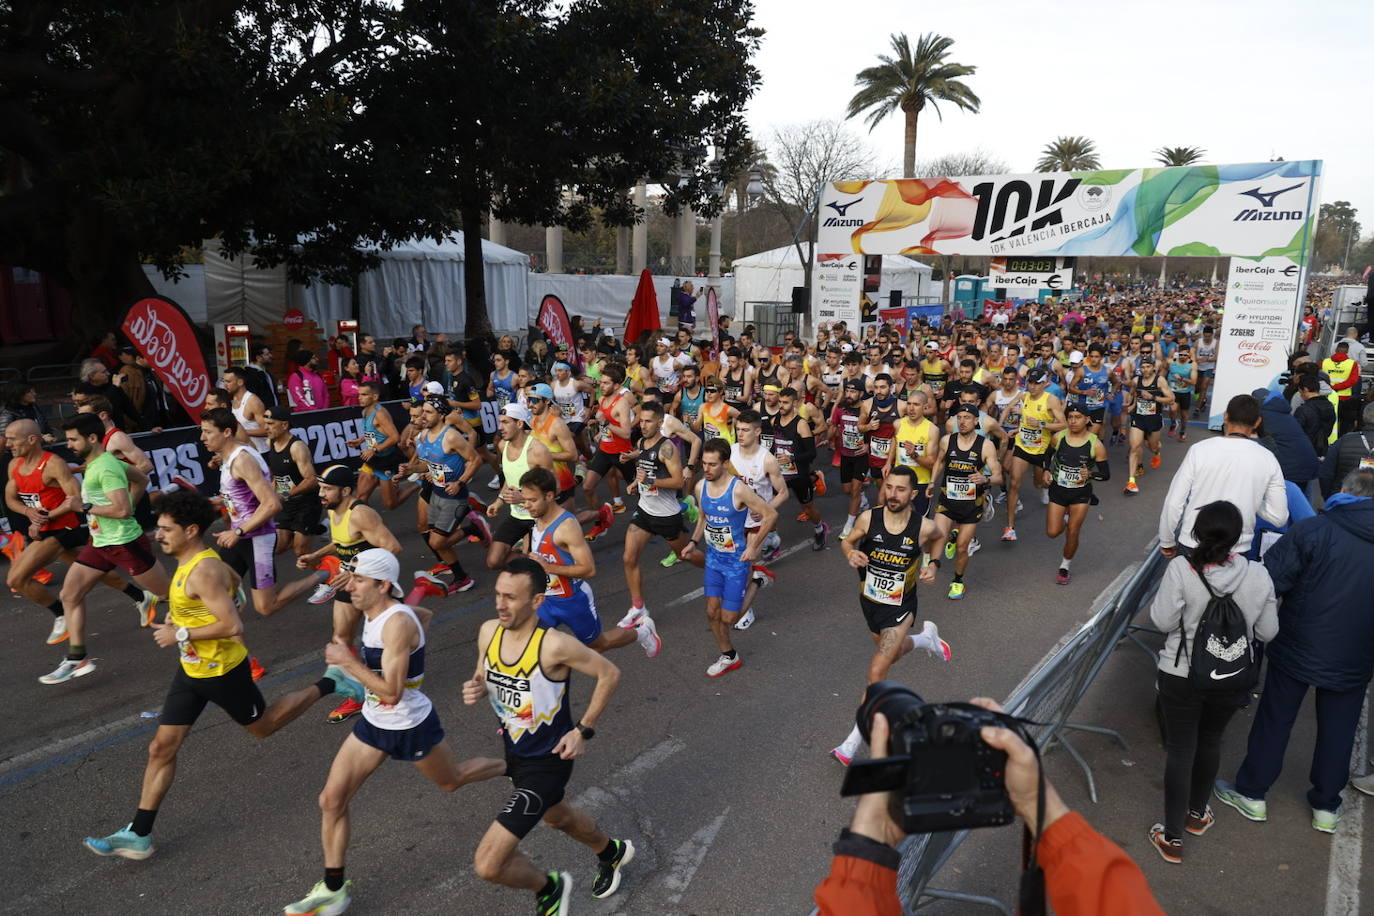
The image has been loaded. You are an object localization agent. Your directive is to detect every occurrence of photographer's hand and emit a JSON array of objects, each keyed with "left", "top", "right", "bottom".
[
  {"left": 970, "top": 697, "right": 1070, "bottom": 836},
  {"left": 846, "top": 712, "right": 907, "bottom": 848}
]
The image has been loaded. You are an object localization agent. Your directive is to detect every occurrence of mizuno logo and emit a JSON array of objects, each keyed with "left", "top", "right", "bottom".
[
  {"left": 825, "top": 198, "right": 862, "bottom": 217},
  {"left": 1238, "top": 183, "right": 1303, "bottom": 208}
]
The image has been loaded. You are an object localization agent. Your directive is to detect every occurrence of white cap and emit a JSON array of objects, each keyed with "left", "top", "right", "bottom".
[
  {"left": 658, "top": 337, "right": 673, "bottom": 347},
  {"left": 840, "top": 343, "right": 854, "bottom": 353},
  {"left": 1068, "top": 350, "right": 1084, "bottom": 364},
  {"left": 350, "top": 548, "right": 404, "bottom": 598},
  {"left": 502, "top": 402, "right": 532, "bottom": 424},
  {"left": 422, "top": 380, "right": 445, "bottom": 395}
]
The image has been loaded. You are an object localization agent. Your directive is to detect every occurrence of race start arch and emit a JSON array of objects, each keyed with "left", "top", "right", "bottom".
[{"left": 813, "top": 160, "right": 1322, "bottom": 428}]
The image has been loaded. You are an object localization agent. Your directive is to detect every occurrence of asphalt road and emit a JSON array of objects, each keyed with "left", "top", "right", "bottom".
[{"left": 2, "top": 426, "right": 1368, "bottom": 915}]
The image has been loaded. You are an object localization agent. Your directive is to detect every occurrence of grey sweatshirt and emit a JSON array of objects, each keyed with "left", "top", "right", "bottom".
[{"left": 1149, "top": 555, "right": 1279, "bottom": 678}]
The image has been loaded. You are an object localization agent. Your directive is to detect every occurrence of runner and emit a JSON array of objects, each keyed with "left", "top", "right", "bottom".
[
  {"left": 488, "top": 349, "right": 519, "bottom": 410},
  {"left": 464, "top": 556, "right": 634, "bottom": 912},
  {"left": 1123, "top": 357, "right": 1174, "bottom": 495},
  {"left": 721, "top": 347, "right": 755, "bottom": 411},
  {"left": 831, "top": 465, "right": 951, "bottom": 765},
  {"left": 1045, "top": 404, "right": 1110, "bottom": 585},
  {"left": 697, "top": 375, "right": 739, "bottom": 445},
  {"left": 861, "top": 372, "right": 901, "bottom": 489},
  {"left": 681, "top": 438, "right": 778, "bottom": 676},
  {"left": 520, "top": 466, "right": 662, "bottom": 656},
  {"left": 920, "top": 342, "right": 952, "bottom": 423},
  {"left": 223, "top": 366, "right": 268, "bottom": 451},
  {"left": 728, "top": 409, "right": 789, "bottom": 629},
  {"left": 526, "top": 382, "right": 581, "bottom": 507},
  {"left": 75, "top": 396, "right": 159, "bottom": 530},
  {"left": 928, "top": 405, "right": 1003, "bottom": 600},
  {"left": 671, "top": 363, "right": 707, "bottom": 432},
  {"left": 1001, "top": 368, "right": 1066, "bottom": 542},
  {"left": 262, "top": 405, "right": 321, "bottom": 559},
  {"left": 406, "top": 396, "right": 482, "bottom": 593},
  {"left": 39, "top": 413, "right": 171, "bottom": 684},
  {"left": 485, "top": 402, "right": 554, "bottom": 569},
  {"left": 773, "top": 386, "right": 828, "bottom": 550},
  {"left": 831, "top": 379, "right": 870, "bottom": 539},
  {"left": 351, "top": 381, "right": 417, "bottom": 510},
  {"left": 617, "top": 400, "right": 706, "bottom": 623},
  {"left": 1166, "top": 342, "right": 1198, "bottom": 442},
  {"left": 551, "top": 360, "right": 594, "bottom": 466},
  {"left": 1194, "top": 326, "right": 1218, "bottom": 416},
  {"left": 81, "top": 490, "right": 361, "bottom": 861},
  {"left": 884, "top": 389, "right": 939, "bottom": 517},
  {"left": 1067, "top": 344, "right": 1112, "bottom": 437},
  {"left": 4, "top": 419, "right": 150, "bottom": 645},
  {"left": 581, "top": 365, "right": 633, "bottom": 537},
  {"left": 282, "top": 548, "right": 506, "bottom": 916}
]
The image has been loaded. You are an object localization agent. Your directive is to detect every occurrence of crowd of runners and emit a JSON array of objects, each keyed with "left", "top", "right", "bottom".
[{"left": 1, "top": 278, "right": 1359, "bottom": 914}]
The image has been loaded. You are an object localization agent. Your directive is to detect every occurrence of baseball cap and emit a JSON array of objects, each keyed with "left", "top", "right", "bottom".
[
  {"left": 422, "top": 380, "right": 445, "bottom": 396},
  {"left": 530, "top": 383, "right": 554, "bottom": 400},
  {"left": 263, "top": 404, "right": 292, "bottom": 421},
  {"left": 502, "top": 402, "right": 532, "bottom": 425},
  {"left": 843, "top": 378, "right": 865, "bottom": 391},
  {"left": 319, "top": 464, "right": 356, "bottom": 488},
  {"left": 1068, "top": 350, "right": 1084, "bottom": 365},
  {"left": 925, "top": 340, "right": 939, "bottom": 350},
  {"left": 840, "top": 343, "right": 854, "bottom": 353},
  {"left": 1027, "top": 368, "right": 1049, "bottom": 384},
  {"left": 953, "top": 403, "right": 980, "bottom": 417},
  {"left": 1064, "top": 402, "right": 1088, "bottom": 417},
  {"left": 1109, "top": 341, "right": 1123, "bottom": 350},
  {"left": 658, "top": 337, "right": 672, "bottom": 347},
  {"left": 350, "top": 548, "right": 404, "bottom": 598}
]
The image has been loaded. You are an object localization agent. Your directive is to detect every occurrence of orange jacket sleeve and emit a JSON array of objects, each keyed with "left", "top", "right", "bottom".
[
  {"left": 814, "top": 831, "right": 904, "bottom": 916},
  {"left": 1039, "top": 812, "right": 1165, "bottom": 916}
]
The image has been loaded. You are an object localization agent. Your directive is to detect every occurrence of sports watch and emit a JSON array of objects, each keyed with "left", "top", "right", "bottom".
[
  {"left": 175, "top": 626, "right": 190, "bottom": 643},
  {"left": 574, "top": 722, "right": 596, "bottom": 740}
]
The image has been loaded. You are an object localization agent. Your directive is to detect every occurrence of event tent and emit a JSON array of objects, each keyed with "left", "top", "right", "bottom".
[
  {"left": 205, "top": 233, "right": 531, "bottom": 336},
  {"left": 731, "top": 243, "right": 933, "bottom": 320}
]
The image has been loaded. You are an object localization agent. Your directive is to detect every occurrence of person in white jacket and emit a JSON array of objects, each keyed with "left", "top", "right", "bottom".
[
  {"left": 1158, "top": 394, "right": 1287, "bottom": 557},
  {"left": 1148, "top": 499, "right": 1279, "bottom": 863}
]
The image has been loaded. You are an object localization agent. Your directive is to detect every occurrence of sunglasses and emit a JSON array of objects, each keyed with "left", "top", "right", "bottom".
[
  {"left": 526, "top": 397, "right": 545, "bottom": 404},
  {"left": 705, "top": 387, "right": 721, "bottom": 393}
]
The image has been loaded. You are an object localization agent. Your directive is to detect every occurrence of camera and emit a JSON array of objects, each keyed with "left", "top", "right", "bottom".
[{"left": 839, "top": 681, "right": 1016, "bottom": 834}]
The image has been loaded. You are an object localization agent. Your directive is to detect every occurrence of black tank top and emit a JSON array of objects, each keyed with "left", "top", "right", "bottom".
[
  {"left": 858, "top": 507, "right": 924, "bottom": 613},
  {"left": 760, "top": 405, "right": 783, "bottom": 451},
  {"left": 770, "top": 413, "right": 806, "bottom": 479},
  {"left": 265, "top": 436, "right": 307, "bottom": 499},
  {"left": 724, "top": 369, "right": 747, "bottom": 408},
  {"left": 942, "top": 433, "right": 986, "bottom": 504},
  {"left": 1049, "top": 432, "right": 1096, "bottom": 489}
]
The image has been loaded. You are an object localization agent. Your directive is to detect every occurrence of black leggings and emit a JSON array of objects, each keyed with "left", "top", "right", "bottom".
[{"left": 1156, "top": 671, "right": 1246, "bottom": 838}]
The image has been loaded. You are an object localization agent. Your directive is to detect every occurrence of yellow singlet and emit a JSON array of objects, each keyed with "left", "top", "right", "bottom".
[
  {"left": 893, "top": 417, "right": 937, "bottom": 483},
  {"left": 169, "top": 547, "right": 246, "bottom": 678},
  {"left": 1017, "top": 392, "right": 1054, "bottom": 455}
]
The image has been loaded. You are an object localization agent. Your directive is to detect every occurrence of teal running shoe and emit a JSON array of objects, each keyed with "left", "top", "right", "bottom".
[
  {"left": 324, "top": 665, "right": 365, "bottom": 704},
  {"left": 83, "top": 824, "right": 153, "bottom": 860}
]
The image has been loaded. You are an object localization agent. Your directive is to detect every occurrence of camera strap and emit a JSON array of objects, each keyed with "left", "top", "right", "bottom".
[{"left": 1016, "top": 726, "right": 1047, "bottom": 916}]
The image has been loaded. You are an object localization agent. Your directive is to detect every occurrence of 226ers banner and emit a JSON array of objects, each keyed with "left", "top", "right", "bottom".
[{"left": 121, "top": 296, "right": 212, "bottom": 418}]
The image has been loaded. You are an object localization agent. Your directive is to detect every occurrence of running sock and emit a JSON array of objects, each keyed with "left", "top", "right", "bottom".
[
  {"left": 839, "top": 724, "right": 863, "bottom": 753},
  {"left": 123, "top": 583, "right": 144, "bottom": 602},
  {"left": 47, "top": 600, "right": 63, "bottom": 617},
  {"left": 130, "top": 808, "right": 157, "bottom": 837},
  {"left": 538, "top": 875, "right": 558, "bottom": 897},
  {"left": 597, "top": 839, "right": 619, "bottom": 862},
  {"left": 315, "top": 676, "right": 337, "bottom": 696},
  {"left": 814, "top": 522, "right": 825, "bottom": 533},
  {"left": 67, "top": 644, "right": 86, "bottom": 661},
  {"left": 722, "top": 649, "right": 737, "bottom": 660},
  {"left": 324, "top": 867, "right": 345, "bottom": 892},
  {"left": 632, "top": 598, "right": 645, "bottom": 609},
  {"left": 1061, "top": 557, "right": 1072, "bottom": 570},
  {"left": 952, "top": 574, "right": 964, "bottom": 584}
]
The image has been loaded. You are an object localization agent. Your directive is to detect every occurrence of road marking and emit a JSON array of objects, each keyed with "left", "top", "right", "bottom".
[
  {"left": 1326, "top": 692, "right": 1367, "bottom": 916},
  {"left": 569, "top": 737, "right": 686, "bottom": 812},
  {"left": 660, "top": 808, "right": 730, "bottom": 905},
  {"left": 665, "top": 539, "right": 812, "bottom": 608}
]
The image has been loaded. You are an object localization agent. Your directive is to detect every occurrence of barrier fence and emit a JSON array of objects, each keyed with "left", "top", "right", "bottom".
[{"left": 894, "top": 542, "right": 1168, "bottom": 915}]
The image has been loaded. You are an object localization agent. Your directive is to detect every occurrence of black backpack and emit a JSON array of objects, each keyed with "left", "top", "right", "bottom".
[{"left": 1175, "top": 565, "right": 1260, "bottom": 691}]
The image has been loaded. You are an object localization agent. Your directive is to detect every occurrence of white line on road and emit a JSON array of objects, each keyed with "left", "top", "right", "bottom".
[
  {"left": 665, "top": 539, "right": 813, "bottom": 608},
  {"left": 568, "top": 737, "right": 686, "bottom": 812},
  {"left": 1325, "top": 692, "right": 1367, "bottom": 916},
  {"left": 660, "top": 808, "right": 730, "bottom": 906}
]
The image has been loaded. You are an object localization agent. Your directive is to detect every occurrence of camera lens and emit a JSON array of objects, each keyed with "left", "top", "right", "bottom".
[{"left": 856, "top": 680, "right": 925, "bottom": 744}]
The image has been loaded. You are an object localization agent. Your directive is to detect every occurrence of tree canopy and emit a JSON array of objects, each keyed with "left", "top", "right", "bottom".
[
  {"left": 0, "top": 0, "right": 762, "bottom": 333},
  {"left": 1034, "top": 136, "right": 1101, "bottom": 172}
]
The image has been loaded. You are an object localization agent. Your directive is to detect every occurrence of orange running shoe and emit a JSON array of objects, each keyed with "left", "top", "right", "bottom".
[
  {"left": 1124, "top": 480, "right": 1140, "bottom": 495},
  {"left": 34, "top": 567, "right": 54, "bottom": 585},
  {"left": 1150, "top": 454, "right": 1162, "bottom": 470},
  {"left": 813, "top": 471, "right": 828, "bottom": 496},
  {"left": 249, "top": 656, "right": 267, "bottom": 680},
  {"left": 327, "top": 697, "right": 363, "bottom": 723},
  {"left": 0, "top": 532, "right": 22, "bottom": 562}
]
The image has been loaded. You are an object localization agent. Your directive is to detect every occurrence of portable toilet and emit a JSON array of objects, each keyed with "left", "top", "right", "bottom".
[{"left": 953, "top": 275, "right": 983, "bottom": 305}]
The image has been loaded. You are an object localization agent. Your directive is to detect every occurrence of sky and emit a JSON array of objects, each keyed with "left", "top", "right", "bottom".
[{"left": 743, "top": 0, "right": 1374, "bottom": 240}]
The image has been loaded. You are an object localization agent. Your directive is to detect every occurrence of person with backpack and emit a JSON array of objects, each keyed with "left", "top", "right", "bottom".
[{"left": 1147, "top": 500, "right": 1278, "bottom": 863}]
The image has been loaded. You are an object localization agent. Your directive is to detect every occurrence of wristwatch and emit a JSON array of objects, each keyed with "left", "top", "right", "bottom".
[
  {"left": 81, "top": 502, "right": 93, "bottom": 513},
  {"left": 175, "top": 626, "right": 190, "bottom": 642},
  {"left": 574, "top": 722, "right": 596, "bottom": 740},
  {"left": 233, "top": 526, "right": 245, "bottom": 537}
]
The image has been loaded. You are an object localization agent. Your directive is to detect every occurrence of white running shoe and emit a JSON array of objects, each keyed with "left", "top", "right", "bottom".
[
  {"left": 706, "top": 653, "right": 742, "bottom": 677},
  {"left": 831, "top": 745, "right": 855, "bottom": 766},
  {"left": 1015, "top": 499, "right": 1024, "bottom": 513},
  {"left": 858, "top": 493, "right": 871, "bottom": 513},
  {"left": 136, "top": 590, "right": 159, "bottom": 627},
  {"left": 982, "top": 498, "right": 996, "bottom": 522},
  {"left": 840, "top": 524, "right": 853, "bottom": 541},
  {"left": 617, "top": 606, "right": 646, "bottom": 629},
  {"left": 734, "top": 608, "right": 756, "bottom": 630},
  {"left": 968, "top": 538, "right": 981, "bottom": 556},
  {"left": 39, "top": 657, "right": 97, "bottom": 685},
  {"left": 487, "top": 476, "right": 502, "bottom": 490},
  {"left": 1040, "top": 488, "right": 1050, "bottom": 505},
  {"left": 307, "top": 579, "right": 340, "bottom": 605},
  {"left": 636, "top": 616, "right": 662, "bottom": 657},
  {"left": 994, "top": 491, "right": 1007, "bottom": 504},
  {"left": 911, "top": 620, "right": 953, "bottom": 661},
  {"left": 46, "top": 615, "right": 68, "bottom": 645}
]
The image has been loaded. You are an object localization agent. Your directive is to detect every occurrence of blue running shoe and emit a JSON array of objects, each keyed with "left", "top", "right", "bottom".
[
  {"left": 324, "top": 665, "right": 365, "bottom": 704},
  {"left": 83, "top": 824, "right": 153, "bottom": 860}
]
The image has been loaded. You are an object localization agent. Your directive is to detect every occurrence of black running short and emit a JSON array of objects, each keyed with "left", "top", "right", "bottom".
[
  {"left": 1011, "top": 446, "right": 1047, "bottom": 468},
  {"left": 937, "top": 497, "right": 982, "bottom": 526},
  {"left": 492, "top": 513, "right": 536, "bottom": 546},
  {"left": 587, "top": 448, "right": 632, "bottom": 480},
  {"left": 160, "top": 657, "right": 265, "bottom": 727},
  {"left": 859, "top": 597, "right": 917, "bottom": 635},
  {"left": 785, "top": 476, "right": 815, "bottom": 505},
  {"left": 1131, "top": 414, "right": 1163, "bottom": 434},
  {"left": 1048, "top": 484, "right": 1093, "bottom": 507},
  {"left": 629, "top": 509, "right": 684, "bottom": 541},
  {"left": 276, "top": 495, "right": 322, "bottom": 534},
  {"left": 38, "top": 525, "right": 89, "bottom": 552},
  {"left": 498, "top": 751, "right": 575, "bottom": 839},
  {"left": 839, "top": 454, "right": 869, "bottom": 484},
  {"left": 1172, "top": 391, "right": 1193, "bottom": 411}
]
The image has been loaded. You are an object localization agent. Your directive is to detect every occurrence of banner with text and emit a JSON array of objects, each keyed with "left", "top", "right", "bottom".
[
  {"left": 1210, "top": 258, "right": 1307, "bottom": 424},
  {"left": 121, "top": 297, "right": 212, "bottom": 419},
  {"left": 816, "top": 161, "right": 1320, "bottom": 260},
  {"left": 812, "top": 252, "right": 862, "bottom": 328},
  {"left": 988, "top": 256, "right": 1075, "bottom": 291}
]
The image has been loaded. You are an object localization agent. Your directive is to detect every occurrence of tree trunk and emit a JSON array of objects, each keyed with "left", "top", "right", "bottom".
[
  {"left": 903, "top": 109, "right": 919, "bottom": 178},
  {"left": 460, "top": 203, "right": 492, "bottom": 340}
]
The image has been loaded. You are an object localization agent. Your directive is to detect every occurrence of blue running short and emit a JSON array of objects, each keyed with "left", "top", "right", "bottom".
[
  {"left": 537, "top": 581, "right": 603, "bottom": 645},
  {"left": 704, "top": 557, "right": 750, "bottom": 613}
]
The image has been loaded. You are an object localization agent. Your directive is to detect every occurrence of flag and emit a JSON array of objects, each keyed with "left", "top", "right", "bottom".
[
  {"left": 120, "top": 297, "right": 212, "bottom": 418},
  {"left": 536, "top": 294, "right": 574, "bottom": 354},
  {"left": 623, "top": 269, "right": 660, "bottom": 345}
]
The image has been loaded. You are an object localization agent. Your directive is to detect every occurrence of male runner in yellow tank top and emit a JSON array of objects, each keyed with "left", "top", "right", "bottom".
[{"left": 81, "top": 490, "right": 363, "bottom": 862}]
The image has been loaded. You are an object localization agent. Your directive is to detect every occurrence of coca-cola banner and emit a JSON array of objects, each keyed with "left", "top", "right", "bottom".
[
  {"left": 536, "top": 294, "right": 574, "bottom": 353},
  {"left": 121, "top": 297, "right": 212, "bottom": 418}
]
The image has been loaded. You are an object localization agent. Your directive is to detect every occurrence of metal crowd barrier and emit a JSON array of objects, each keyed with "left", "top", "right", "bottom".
[{"left": 896, "top": 542, "right": 1168, "bottom": 915}]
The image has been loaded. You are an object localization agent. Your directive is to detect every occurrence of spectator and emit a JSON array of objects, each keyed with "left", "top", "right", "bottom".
[
  {"left": 0, "top": 382, "right": 52, "bottom": 440},
  {"left": 1159, "top": 394, "right": 1287, "bottom": 558},
  {"left": 338, "top": 356, "right": 362, "bottom": 407},
  {"left": 136, "top": 352, "right": 186, "bottom": 429},
  {"left": 676, "top": 280, "right": 700, "bottom": 331},
  {"left": 1292, "top": 375, "right": 1334, "bottom": 458},
  {"left": 1147, "top": 500, "right": 1278, "bottom": 862},
  {"left": 89, "top": 330, "right": 119, "bottom": 370},
  {"left": 406, "top": 323, "right": 428, "bottom": 354},
  {"left": 403, "top": 355, "right": 428, "bottom": 400},
  {"left": 1254, "top": 388, "right": 1318, "bottom": 486},
  {"left": 1215, "top": 468, "right": 1374, "bottom": 834},
  {"left": 326, "top": 334, "right": 354, "bottom": 377},
  {"left": 113, "top": 346, "right": 147, "bottom": 415},
  {"left": 287, "top": 349, "right": 328, "bottom": 411},
  {"left": 523, "top": 338, "right": 552, "bottom": 383},
  {"left": 1318, "top": 403, "right": 1374, "bottom": 499},
  {"left": 380, "top": 338, "right": 408, "bottom": 398},
  {"left": 356, "top": 334, "right": 381, "bottom": 384},
  {"left": 74, "top": 357, "right": 141, "bottom": 430},
  {"left": 245, "top": 343, "right": 278, "bottom": 407},
  {"left": 1321, "top": 341, "right": 1361, "bottom": 437},
  {"left": 814, "top": 703, "right": 1164, "bottom": 916},
  {"left": 1339, "top": 326, "right": 1367, "bottom": 368}
]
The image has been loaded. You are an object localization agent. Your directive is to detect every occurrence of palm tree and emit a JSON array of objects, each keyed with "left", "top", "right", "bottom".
[
  {"left": 1153, "top": 146, "right": 1207, "bottom": 167},
  {"left": 845, "top": 33, "right": 980, "bottom": 178},
  {"left": 1035, "top": 136, "right": 1101, "bottom": 172}
]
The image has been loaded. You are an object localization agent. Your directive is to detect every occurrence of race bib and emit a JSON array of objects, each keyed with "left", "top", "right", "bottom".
[
  {"left": 1137, "top": 399, "right": 1157, "bottom": 416},
  {"left": 1056, "top": 465, "right": 1087, "bottom": 488},
  {"left": 775, "top": 448, "right": 797, "bottom": 476},
  {"left": 559, "top": 400, "right": 575, "bottom": 418},
  {"left": 704, "top": 422, "right": 721, "bottom": 441},
  {"left": 426, "top": 460, "right": 448, "bottom": 484},
  {"left": 761, "top": 434, "right": 774, "bottom": 453},
  {"left": 19, "top": 492, "right": 42, "bottom": 509},
  {"left": 841, "top": 426, "right": 863, "bottom": 451},
  {"left": 863, "top": 567, "right": 905, "bottom": 606},
  {"left": 870, "top": 436, "right": 892, "bottom": 459},
  {"left": 1018, "top": 426, "right": 1045, "bottom": 449},
  {"left": 930, "top": 380, "right": 945, "bottom": 395},
  {"left": 178, "top": 639, "right": 201, "bottom": 667},
  {"left": 363, "top": 431, "right": 380, "bottom": 449},
  {"left": 273, "top": 474, "right": 293, "bottom": 495},
  {"left": 945, "top": 477, "right": 976, "bottom": 500},
  {"left": 1360, "top": 456, "right": 1374, "bottom": 470},
  {"left": 1086, "top": 389, "right": 1105, "bottom": 408},
  {"left": 705, "top": 522, "right": 736, "bottom": 553}
]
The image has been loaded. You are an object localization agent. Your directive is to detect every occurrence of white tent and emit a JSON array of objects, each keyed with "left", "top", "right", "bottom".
[
  {"left": 731, "top": 243, "right": 933, "bottom": 320},
  {"left": 205, "top": 233, "right": 531, "bottom": 337}
]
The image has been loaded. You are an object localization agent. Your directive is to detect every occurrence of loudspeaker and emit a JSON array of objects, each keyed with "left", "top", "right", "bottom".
[
  {"left": 889, "top": 289, "right": 903, "bottom": 309},
  {"left": 791, "top": 286, "right": 808, "bottom": 313}
]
